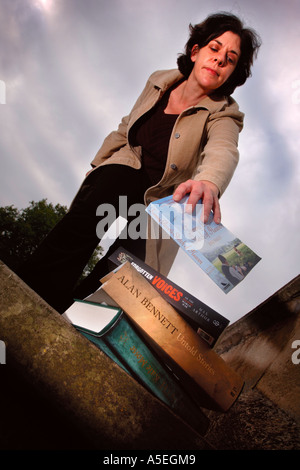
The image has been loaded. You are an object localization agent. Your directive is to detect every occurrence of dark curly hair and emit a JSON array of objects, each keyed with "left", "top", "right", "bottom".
[{"left": 177, "top": 12, "right": 261, "bottom": 96}]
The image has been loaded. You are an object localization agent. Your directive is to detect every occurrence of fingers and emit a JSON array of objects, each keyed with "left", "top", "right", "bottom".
[
  {"left": 173, "top": 180, "right": 193, "bottom": 203},
  {"left": 211, "top": 196, "right": 221, "bottom": 224},
  {"left": 173, "top": 180, "right": 221, "bottom": 224},
  {"left": 202, "top": 191, "right": 221, "bottom": 224},
  {"left": 185, "top": 189, "right": 203, "bottom": 213}
]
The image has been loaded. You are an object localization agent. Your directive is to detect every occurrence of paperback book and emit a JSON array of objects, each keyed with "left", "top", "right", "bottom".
[
  {"left": 108, "top": 246, "right": 229, "bottom": 346},
  {"left": 63, "top": 298, "right": 209, "bottom": 435},
  {"left": 101, "top": 262, "right": 244, "bottom": 412},
  {"left": 146, "top": 195, "right": 261, "bottom": 294}
]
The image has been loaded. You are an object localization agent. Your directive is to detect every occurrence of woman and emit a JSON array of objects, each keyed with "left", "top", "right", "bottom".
[{"left": 18, "top": 12, "right": 261, "bottom": 313}]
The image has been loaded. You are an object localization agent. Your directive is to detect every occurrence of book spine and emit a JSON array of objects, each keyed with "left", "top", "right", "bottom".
[
  {"left": 76, "top": 309, "right": 209, "bottom": 435},
  {"left": 104, "top": 314, "right": 209, "bottom": 435},
  {"left": 101, "top": 262, "right": 244, "bottom": 412},
  {"left": 108, "top": 247, "right": 229, "bottom": 346},
  {"left": 78, "top": 329, "right": 132, "bottom": 375}
]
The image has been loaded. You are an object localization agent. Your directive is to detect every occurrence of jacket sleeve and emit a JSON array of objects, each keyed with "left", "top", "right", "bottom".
[
  {"left": 193, "top": 103, "right": 244, "bottom": 197},
  {"left": 90, "top": 114, "right": 129, "bottom": 167}
]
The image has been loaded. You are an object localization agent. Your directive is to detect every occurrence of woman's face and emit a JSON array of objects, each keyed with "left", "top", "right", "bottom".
[{"left": 190, "top": 31, "right": 241, "bottom": 94}]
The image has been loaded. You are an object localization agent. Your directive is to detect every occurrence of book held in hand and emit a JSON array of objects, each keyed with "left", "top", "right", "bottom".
[
  {"left": 101, "top": 262, "right": 244, "bottom": 412},
  {"left": 146, "top": 195, "right": 261, "bottom": 293}
]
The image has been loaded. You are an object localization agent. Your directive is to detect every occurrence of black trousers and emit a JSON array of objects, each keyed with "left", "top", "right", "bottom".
[{"left": 17, "top": 165, "right": 151, "bottom": 313}]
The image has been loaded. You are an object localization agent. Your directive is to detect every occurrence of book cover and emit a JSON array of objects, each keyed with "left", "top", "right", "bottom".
[
  {"left": 63, "top": 298, "right": 210, "bottom": 435},
  {"left": 108, "top": 246, "right": 229, "bottom": 346},
  {"left": 63, "top": 301, "right": 130, "bottom": 372},
  {"left": 101, "top": 262, "right": 244, "bottom": 412},
  {"left": 146, "top": 195, "right": 261, "bottom": 294}
]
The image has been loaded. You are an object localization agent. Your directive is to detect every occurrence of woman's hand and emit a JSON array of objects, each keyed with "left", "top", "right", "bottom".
[{"left": 173, "top": 179, "right": 221, "bottom": 224}]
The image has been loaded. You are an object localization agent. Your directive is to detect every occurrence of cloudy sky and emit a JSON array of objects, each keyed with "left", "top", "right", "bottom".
[{"left": 0, "top": 0, "right": 299, "bottom": 323}]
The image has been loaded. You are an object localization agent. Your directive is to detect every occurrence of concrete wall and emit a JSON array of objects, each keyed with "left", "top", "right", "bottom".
[{"left": 205, "top": 274, "right": 300, "bottom": 450}]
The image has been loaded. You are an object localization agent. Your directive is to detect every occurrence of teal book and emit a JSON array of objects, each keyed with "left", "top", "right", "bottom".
[{"left": 63, "top": 299, "right": 209, "bottom": 435}]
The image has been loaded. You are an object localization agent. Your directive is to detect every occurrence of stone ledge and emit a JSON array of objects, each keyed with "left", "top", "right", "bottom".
[
  {"left": 0, "top": 261, "right": 210, "bottom": 450},
  {"left": 213, "top": 275, "right": 300, "bottom": 428}
]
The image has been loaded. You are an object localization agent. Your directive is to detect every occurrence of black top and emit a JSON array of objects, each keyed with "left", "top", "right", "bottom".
[{"left": 130, "top": 88, "right": 179, "bottom": 185}]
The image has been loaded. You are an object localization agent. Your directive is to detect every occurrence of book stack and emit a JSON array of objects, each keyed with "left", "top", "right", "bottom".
[
  {"left": 64, "top": 250, "right": 244, "bottom": 435},
  {"left": 99, "top": 261, "right": 244, "bottom": 413},
  {"left": 63, "top": 297, "right": 209, "bottom": 435},
  {"left": 107, "top": 247, "right": 229, "bottom": 346}
]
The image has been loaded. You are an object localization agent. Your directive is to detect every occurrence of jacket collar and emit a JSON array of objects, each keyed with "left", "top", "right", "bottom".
[{"left": 149, "top": 69, "right": 229, "bottom": 114}]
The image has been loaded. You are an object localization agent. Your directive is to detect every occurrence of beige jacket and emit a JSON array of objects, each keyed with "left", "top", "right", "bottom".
[{"left": 91, "top": 69, "right": 244, "bottom": 273}]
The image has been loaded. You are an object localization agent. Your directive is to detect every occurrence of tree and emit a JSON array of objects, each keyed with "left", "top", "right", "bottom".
[{"left": 0, "top": 199, "right": 103, "bottom": 278}]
